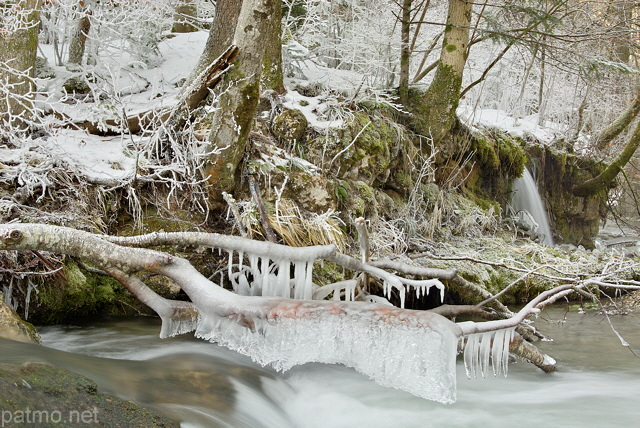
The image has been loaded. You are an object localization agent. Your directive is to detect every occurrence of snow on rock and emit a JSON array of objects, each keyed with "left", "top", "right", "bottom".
[
  {"left": 458, "top": 105, "right": 565, "bottom": 143},
  {"left": 282, "top": 90, "right": 346, "bottom": 130}
]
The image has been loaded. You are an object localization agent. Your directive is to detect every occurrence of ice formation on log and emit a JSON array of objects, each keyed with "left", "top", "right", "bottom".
[{"left": 194, "top": 303, "right": 462, "bottom": 404}]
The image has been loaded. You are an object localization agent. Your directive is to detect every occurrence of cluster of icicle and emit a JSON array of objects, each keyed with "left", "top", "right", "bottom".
[
  {"left": 223, "top": 248, "right": 445, "bottom": 308},
  {"left": 225, "top": 250, "right": 315, "bottom": 300},
  {"left": 461, "top": 327, "right": 515, "bottom": 378}
]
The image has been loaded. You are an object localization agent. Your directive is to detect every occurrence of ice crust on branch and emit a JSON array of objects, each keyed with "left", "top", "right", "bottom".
[{"left": 194, "top": 303, "right": 461, "bottom": 404}]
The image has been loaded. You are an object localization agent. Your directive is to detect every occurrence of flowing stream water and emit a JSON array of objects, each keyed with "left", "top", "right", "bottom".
[
  {"left": 2, "top": 307, "right": 639, "bottom": 427},
  {"left": 511, "top": 168, "right": 555, "bottom": 246}
]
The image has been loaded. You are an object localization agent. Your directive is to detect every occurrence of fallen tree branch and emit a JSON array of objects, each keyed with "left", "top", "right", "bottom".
[{"left": 0, "top": 223, "right": 563, "bottom": 400}]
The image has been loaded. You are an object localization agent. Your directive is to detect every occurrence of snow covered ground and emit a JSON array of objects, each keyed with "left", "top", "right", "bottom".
[{"left": 15, "top": 30, "right": 574, "bottom": 187}]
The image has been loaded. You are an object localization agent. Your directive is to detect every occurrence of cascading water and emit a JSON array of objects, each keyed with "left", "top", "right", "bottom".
[{"left": 511, "top": 168, "right": 555, "bottom": 246}]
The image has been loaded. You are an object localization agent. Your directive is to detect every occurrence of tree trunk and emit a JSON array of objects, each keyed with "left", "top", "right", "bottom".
[
  {"left": 261, "top": 0, "right": 285, "bottom": 94},
  {"left": 185, "top": 0, "right": 242, "bottom": 88},
  {"left": 204, "top": 0, "right": 277, "bottom": 203},
  {"left": 573, "top": 118, "right": 640, "bottom": 197},
  {"left": 67, "top": 7, "right": 91, "bottom": 66},
  {"left": 406, "top": 0, "right": 472, "bottom": 150},
  {"left": 172, "top": 0, "right": 198, "bottom": 34},
  {"left": 0, "top": 0, "right": 42, "bottom": 126},
  {"left": 399, "top": 0, "right": 412, "bottom": 104},
  {"left": 595, "top": 82, "right": 640, "bottom": 151}
]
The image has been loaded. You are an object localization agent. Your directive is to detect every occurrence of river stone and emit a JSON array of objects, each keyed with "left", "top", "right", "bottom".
[
  {"left": 0, "top": 291, "right": 40, "bottom": 343},
  {"left": 0, "top": 362, "right": 179, "bottom": 427}
]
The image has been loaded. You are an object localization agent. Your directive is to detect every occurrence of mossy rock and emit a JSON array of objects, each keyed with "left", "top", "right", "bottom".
[
  {"left": 0, "top": 362, "right": 178, "bottom": 427},
  {"left": 272, "top": 108, "right": 308, "bottom": 143},
  {"left": 307, "top": 112, "right": 396, "bottom": 186},
  {"left": 63, "top": 75, "right": 91, "bottom": 94},
  {"left": 0, "top": 292, "right": 40, "bottom": 343},
  {"left": 463, "top": 127, "right": 527, "bottom": 207},
  {"left": 28, "top": 261, "right": 130, "bottom": 325},
  {"left": 348, "top": 181, "right": 378, "bottom": 219},
  {"left": 526, "top": 144, "right": 607, "bottom": 248}
]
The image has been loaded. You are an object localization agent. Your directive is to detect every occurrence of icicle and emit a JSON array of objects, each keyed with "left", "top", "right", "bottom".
[
  {"left": 293, "top": 261, "right": 306, "bottom": 299},
  {"left": 24, "top": 281, "right": 36, "bottom": 320},
  {"left": 502, "top": 328, "right": 515, "bottom": 376},
  {"left": 399, "top": 286, "right": 406, "bottom": 309},
  {"left": 463, "top": 328, "right": 515, "bottom": 379},
  {"left": 463, "top": 333, "right": 478, "bottom": 378},
  {"left": 436, "top": 281, "right": 445, "bottom": 303},
  {"left": 303, "top": 260, "right": 313, "bottom": 300},
  {"left": 259, "top": 256, "right": 271, "bottom": 296},
  {"left": 491, "top": 329, "right": 506, "bottom": 376},
  {"left": 247, "top": 254, "right": 259, "bottom": 293},
  {"left": 227, "top": 250, "right": 234, "bottom": 285},
  {"left": 277, "top": 259, "right": 289, "bottom": 298},
  {"left": 479, "top": 332, "right": 491, "bottom": 377}
]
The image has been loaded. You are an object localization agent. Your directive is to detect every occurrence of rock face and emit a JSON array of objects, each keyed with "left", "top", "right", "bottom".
[
  {"left": 0, "top": 291, "right": 40, "bottom": 343},
  {"left": 0, "top": 361, "right": 178, "bottom": 427},
  {"left": 527, "top": 144, "right": 607, "bottom": 249},
  {"left": 272, "top": 108, "right": 308, "bottom": 143}
]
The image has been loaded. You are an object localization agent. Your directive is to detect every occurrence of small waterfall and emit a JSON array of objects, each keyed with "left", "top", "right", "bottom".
[{"left": 511, "top": 168, "right": 554, "bottom": 246}]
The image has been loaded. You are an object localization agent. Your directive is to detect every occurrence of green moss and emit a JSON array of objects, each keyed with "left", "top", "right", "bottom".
[
  {"left": 445, "top": 44, "right": 458, "bottom": 52},
  {"left": 312, "top": 261, "right": 347, "bottom": 290},
  {"left": 0, "top": 362, "right": 178, "bottom": 427},
  {"left": 349, "top": 181, "right": 377, "bottom": 218},
  {"left": 31, "top": 261, "right": 130, "bottom": 325},
  {"left": 308, "top": 111, "right": 397, "bottom": 187}
]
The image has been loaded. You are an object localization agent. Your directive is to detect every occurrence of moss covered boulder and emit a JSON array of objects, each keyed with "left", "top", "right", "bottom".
[
  {"left": 307, "top": 112, "right": 397, "bottom": 187},
  {"left": 0, "top": 292, "right": 40, "bottom": 343},
  {"left": 272, "top": 108, "right": 308, "bottom": 143},
  {"left": 0, "top": 362, "right": 178, "bottom": 427}
]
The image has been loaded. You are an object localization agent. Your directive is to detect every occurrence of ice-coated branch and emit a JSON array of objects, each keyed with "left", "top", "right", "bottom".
[
  {"left": 0, "top": 222, "right": 468, "bottom": 403},
  {"left": 105, "top": 267, "right": 200, "bottom": 338},
  {"left": 370, "top": 258, "right": 458, "bottom": 280},
  {"left": 0, "top": 223, "right": 567, "bottom": 401},
  {"left": 103, "top": 231, "right": 337, "bottom": 262}
]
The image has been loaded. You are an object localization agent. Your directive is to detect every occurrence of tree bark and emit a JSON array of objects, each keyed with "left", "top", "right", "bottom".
[
  {"left": 406, "top": 0, "right": 472, "bottom": 149},
  {"left": 572, "top": 118, "right": 640, "bottom": 197},
  {"left": 184, "top": 0, "right": 242, "bottom": 89},
  {"left": 67, "top": 6, "right": 91, "bottom": 65},
  {"left": 399, "top": 0, "right": 412, "bottom": 104},
  {"left": 261, "top": 0, "right": 285, "bottom": 94},
  {"left": 595, "top": 82, "right": 640, "bottom": 151},
  {"left": 204, "top": 0, "right": 277, "bottom": 203},
  {"left": 0, "top": 0, "right": 42, "bottom": 125}
]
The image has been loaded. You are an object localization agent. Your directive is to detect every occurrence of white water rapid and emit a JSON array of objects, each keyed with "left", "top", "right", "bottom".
[{"left": 511, "top": 168, "right": 555, "bottom": 246}]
